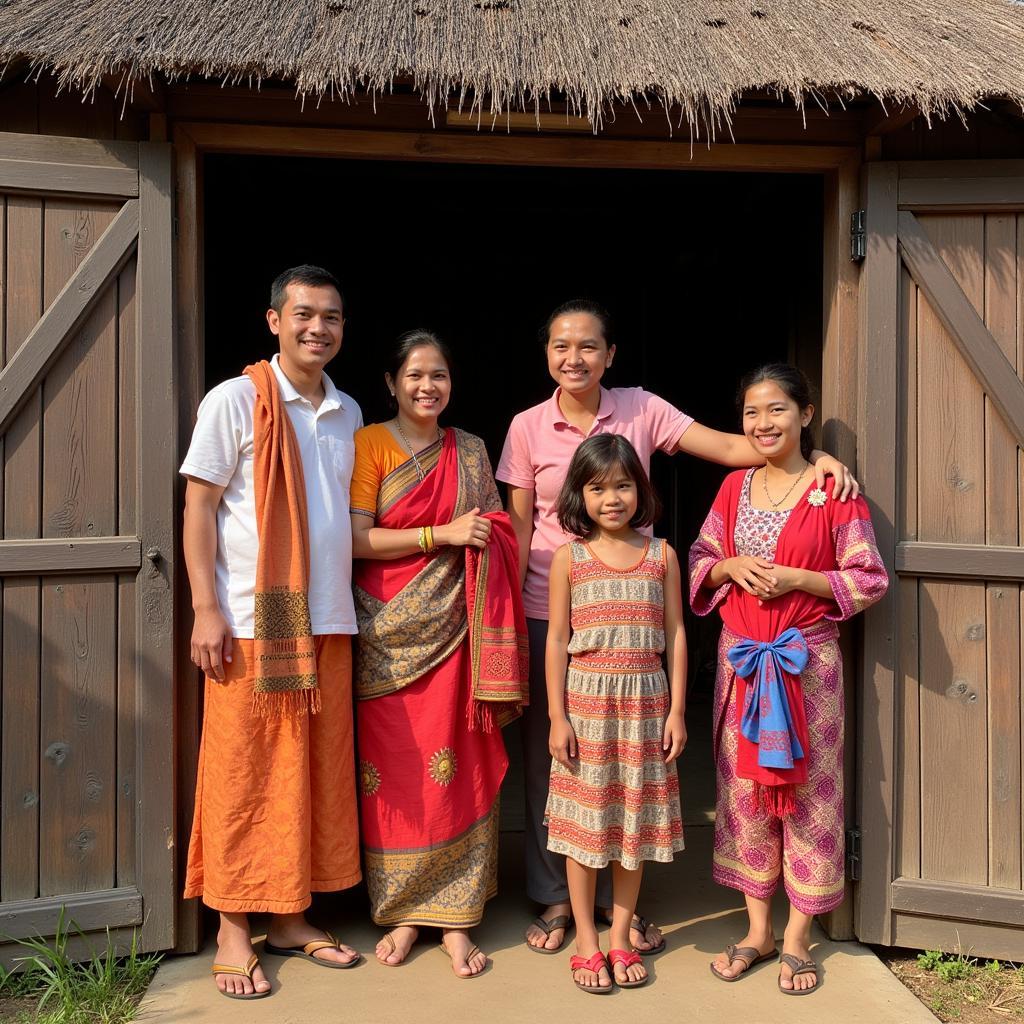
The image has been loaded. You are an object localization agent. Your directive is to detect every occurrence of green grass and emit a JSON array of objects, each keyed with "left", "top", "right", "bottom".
[{"left": 0, "top": 910, "right": 160, "bottom": 1024}]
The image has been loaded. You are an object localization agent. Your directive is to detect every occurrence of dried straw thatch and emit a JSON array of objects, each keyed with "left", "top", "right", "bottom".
[{"left": 2, "top": 0, "right": 1023, "bottom": 132}]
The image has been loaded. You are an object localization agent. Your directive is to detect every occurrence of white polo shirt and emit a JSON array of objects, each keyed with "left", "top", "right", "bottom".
[{"left": 180, "top": 354, "right": 362, "bottom": 638}]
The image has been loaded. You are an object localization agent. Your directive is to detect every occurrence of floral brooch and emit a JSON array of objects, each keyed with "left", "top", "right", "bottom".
[{"left": 807, "top": 488, "right": 828, "bottom": 507}]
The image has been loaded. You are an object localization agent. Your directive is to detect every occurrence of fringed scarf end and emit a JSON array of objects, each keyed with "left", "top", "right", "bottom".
[{"left": 251, "top": 686, "right": 321, "bottom": 718}]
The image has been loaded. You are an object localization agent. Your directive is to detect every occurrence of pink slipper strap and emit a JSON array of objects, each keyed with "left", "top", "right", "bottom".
[
  {"left": 570, "top": 951, "right": 608, "bottom": 974},
  {"left": 608, "top": 948, "right": 643, "bottom": 969}
]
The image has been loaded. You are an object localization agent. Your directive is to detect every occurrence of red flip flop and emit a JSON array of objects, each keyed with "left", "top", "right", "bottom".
[
  {"left": 570, "top": 950, "right": 612, "bottom": 994},
  {"left": 609, "top": 948, "right": 649, "bottom": 988}
]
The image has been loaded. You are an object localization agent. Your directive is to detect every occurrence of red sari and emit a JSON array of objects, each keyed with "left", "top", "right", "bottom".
[{"left": 353, "top": 428, "right": 528, "bottom": 928}]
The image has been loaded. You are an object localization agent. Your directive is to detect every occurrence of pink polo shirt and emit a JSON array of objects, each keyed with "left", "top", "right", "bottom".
[{"left": 496, "top": 386, "right": 693, "bottom": 619}]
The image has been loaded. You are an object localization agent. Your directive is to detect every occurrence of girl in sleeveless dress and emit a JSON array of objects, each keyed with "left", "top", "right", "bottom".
[{"left": 544, "top": 434, "right": 687, "bottom": 993}]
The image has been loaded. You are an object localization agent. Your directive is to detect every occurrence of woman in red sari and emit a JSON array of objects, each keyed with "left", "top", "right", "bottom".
[
  {"left": 350, "top": 331, "right": 528, "bottom": 979},
  {"left": 688, "top": 364, "right": 887, "bottom": 995}
]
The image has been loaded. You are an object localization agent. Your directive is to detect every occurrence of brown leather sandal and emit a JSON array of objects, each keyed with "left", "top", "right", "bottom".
[
  {"left": 709, "top": 943, "right": 779, "bottom": 981},
  {"left": 211, "top": 953, "right": 271, "bottom": 999},
  {"left": 439, "top": 933, "right": 488, "bottom": 979},
  {"left": 526, "top": 914, "right": 573, "bottom": 954},
  {"left": 263, "top": 932, "right": 362, "bottom": 969},
  {"left": 778, "top": 953, "right": 819, "bottom": 995}
]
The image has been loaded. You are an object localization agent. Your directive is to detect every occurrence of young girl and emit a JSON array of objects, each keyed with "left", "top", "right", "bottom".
[
  {"left": 689, "top": 364, "right": 888, "bottom": 995},
  {"left": 545, "top": 434, "right": 687, "bottom": 993}
]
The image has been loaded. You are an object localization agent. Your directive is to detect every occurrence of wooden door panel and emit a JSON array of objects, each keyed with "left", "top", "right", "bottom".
[
  {"left": 858, "top": 161, "right": 1024, "bottom": 959},
  {"left": 0, "top": 133, "right": 174, "bottom": 957}
]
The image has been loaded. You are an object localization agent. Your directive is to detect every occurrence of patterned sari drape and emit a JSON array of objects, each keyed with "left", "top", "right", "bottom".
[{"left": 353, "top": 428, "right": 527, "bottom": 927}]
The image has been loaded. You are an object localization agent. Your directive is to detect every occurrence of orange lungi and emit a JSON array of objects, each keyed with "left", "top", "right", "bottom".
[{"left": 184, "top": 634, "right": 361, "bottom": 913}]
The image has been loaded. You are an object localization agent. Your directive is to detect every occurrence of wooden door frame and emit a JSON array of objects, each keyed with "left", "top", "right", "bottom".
[
  {"left": 171, "top": 120, "right": 862, "bottom": 951},
  {"left": 857, "top": 159, "right": 1024, "bottom": 951}
]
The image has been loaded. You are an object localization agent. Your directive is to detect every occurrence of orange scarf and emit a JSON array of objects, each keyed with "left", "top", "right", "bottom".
[{"left": 245, "top": 361, "right": 319, "bottom": 716}]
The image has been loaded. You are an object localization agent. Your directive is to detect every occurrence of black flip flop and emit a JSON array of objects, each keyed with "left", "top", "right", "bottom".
[
  {"left": 263, "top": 932, "right": 362, "bottom": 969},
  {"left": 630, "top": 913, "right": 667, "bottom": 956},
  {"left": 710, "top": 944, "right": 779, "bottom": 982}
]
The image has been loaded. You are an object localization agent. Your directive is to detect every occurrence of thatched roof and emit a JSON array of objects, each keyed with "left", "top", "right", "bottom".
[{"left": 2, "top": 0, "right": 1024, "bottom": 132}]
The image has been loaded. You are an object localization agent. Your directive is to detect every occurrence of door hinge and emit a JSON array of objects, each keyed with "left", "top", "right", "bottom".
[
  {"left": 850, "top": 210, "right": 866, "bottom": 262},
  {"left": 846, "top": 826, "right": 862, "bottom": 881}
]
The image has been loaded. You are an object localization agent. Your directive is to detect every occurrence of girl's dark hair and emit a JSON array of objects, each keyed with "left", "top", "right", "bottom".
[
  {"left": 538, "top": 299, "right": 613, "bottom": 348},
  {"left": 737, "top": 362, "right": 816, "bottom": 461},
  {"left": 556, "top": 434, "right": 661, "bottom": 538}
]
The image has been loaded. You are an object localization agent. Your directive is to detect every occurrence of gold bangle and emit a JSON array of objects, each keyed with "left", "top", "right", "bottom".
[
  {"left": 418, "top": 526, "right": 427, "bottom": 554},
  {"left": 425, "top": 525, "right": 435, "bottom": 553}
]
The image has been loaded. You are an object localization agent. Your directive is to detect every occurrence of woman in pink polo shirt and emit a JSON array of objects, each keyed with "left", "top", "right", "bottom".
[{"left": 497, "top": 299, "right": 857, "bottom": 955}]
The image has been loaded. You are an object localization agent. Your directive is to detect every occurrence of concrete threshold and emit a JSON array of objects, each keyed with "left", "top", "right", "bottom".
[{"left": 140, "top": 827, "right": 936, "bottom": 1024}]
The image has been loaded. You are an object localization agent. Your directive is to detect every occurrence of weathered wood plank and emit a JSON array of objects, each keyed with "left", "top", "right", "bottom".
[
  {"left": 1, "top": 195, "right": 43, "bottom": 901},
  {"left": 898, "top": 262, "right": 918, "bottom": 540},
  {"left": 116, "top": 259, "right": 137, "bottom": 889},
  {"left": 983, "top": 214, "right": 1019, "bottom": 547},
  {"left": 895, "top": 541, "right": 1024, "bottom": 580},
  {"left": 855, "top": 161, "right": 899, "bottom": 946},
  {"left": 899, "top": 177, "right": 1024, "bottom": 211},
  {"left": 0, "top": 886, "right": 142, "bottom": 940},
  {"left": 0, "top": 537, "right": 141, "bottom": 575},
  {"left": 0, "top": 200, "right": 138, "bottom": 437},
  {"left": 179, "top": 120, "right": 858, "bottom": 173},
  {"left": 983, "top": 213, "right": 1022, "bottom": 891},
  {"left": 915, "top": 214, "right": 986, "bottom": 545},
  {"left": 0, "top": 132, "right": 138, "bottom": 170},
  {"left": 39, "top": 577, "right": 117, "bottom": 896},
  {"left": 42, "top": 201, "right": 118, "bottom": 543},
  {"left": 0, "top": 161, "right": 138, "bottom": 199},
  {"left": 987, "top": 582, "right": 1021, "bottom": 889},
  {"left": 896, "top": 160, "right": 1024, "bottom": 180},
  {"left": 892, "top": 912, "right": 1024, "bottom": 963},
  {"left": 818, "top": 155, "right": 861, "bottom": 943},
  {"left": 891, "top": 877, "right": 1024, "bottom": 927},
  {"left": 133, "top": 142, "right": 176, "bottom": 950},
  {"left": 171, "top": 126, "right": 203, "bottom": 955},
  {"left": 896, "top": 578, "right": 921, "bottom": 878},
  {"left": 919, "top": 579, "right": 988, "bottom": 886},
  {"left": 900, "top": 211, "right": 1024, "bottom": 451}
]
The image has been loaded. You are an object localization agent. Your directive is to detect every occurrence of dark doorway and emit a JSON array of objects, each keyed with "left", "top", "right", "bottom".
[{"left": 203, "top": 155, "right": 824, "bottom": 826}]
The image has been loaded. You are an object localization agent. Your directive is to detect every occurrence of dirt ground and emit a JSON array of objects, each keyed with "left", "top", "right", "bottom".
[{"left": 879, "top": 950, "right": 1024, "bottom": 1023}]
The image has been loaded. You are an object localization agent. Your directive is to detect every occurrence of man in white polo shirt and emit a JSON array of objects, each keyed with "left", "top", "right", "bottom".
[{"left": 180, "top": 266, "right": 362, "bottom": 999}]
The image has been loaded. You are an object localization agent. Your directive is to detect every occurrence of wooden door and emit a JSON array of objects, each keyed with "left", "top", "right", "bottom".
[
  {"left": 858, "top": 161, "right": 1024, "bottom": 959},
  {"left": 0, "top": 133, "right": 175, "bottom": 957}
]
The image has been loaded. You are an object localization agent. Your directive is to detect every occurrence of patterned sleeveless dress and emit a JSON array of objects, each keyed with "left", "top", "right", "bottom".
[{"left": 544, "top": 538, "right": 685, "bottom": 870}]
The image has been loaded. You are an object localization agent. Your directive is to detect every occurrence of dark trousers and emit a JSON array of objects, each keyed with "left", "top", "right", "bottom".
[{"left": 523, "top": 617, "right": 613, "bottom": 907}]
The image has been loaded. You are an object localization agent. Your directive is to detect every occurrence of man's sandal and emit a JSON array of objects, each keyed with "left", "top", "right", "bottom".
[
  {"left": 709, "top": 944, "right": 779, "bottom": 982},
  {"left": 608, "top": 948, "right": 649, "bottom": 988},
  {"left": 630, "top": 913, "right": 666, "bottom": 955},
  {"left": 526, "top": 914, "right": 572, "bottom": 954},
  {"left": 263, "top": 932, "right": 362, "bottom": 969},
  {"left": 778, "top": 953, "right": 819, "bottom": 995},
  {"left": 570, "top": 951, "right": 613, "bottom": 994},
  {"left": 439, "top": 936, "right": 488, "bottom": 979},
  {"left": 211, "top": 954, "right": 270, "bottom": 1000}
]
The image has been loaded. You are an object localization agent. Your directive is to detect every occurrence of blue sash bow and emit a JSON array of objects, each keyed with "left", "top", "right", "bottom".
[{"left": 727, "top": 627, "right": 809, "bottom": 770}]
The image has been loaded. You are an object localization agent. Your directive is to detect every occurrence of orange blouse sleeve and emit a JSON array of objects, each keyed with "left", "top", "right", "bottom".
[{"left": 350, "top": 425, "right": 387, "bottom": 518}]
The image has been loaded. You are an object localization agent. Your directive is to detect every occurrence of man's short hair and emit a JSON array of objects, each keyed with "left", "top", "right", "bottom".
[{"left": 270, "top": 265, "right": 344, "bottom": 314}]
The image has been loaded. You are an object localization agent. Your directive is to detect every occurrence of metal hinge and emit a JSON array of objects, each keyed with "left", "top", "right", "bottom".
[
  {"left": 846, "top": 826, "right": 862, "bottom": 881},
  {"left": 850, "top": 210, "right": 866, "bottom": 262}
]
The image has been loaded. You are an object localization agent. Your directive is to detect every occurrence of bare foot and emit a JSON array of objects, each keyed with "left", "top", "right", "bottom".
[
  {"left": 525, "top": 902, "right": 572, "bottom": 950},
  {"left": 711, "top": 929, "right": 776, "bottom": 980},
  {"left": 214, "top": 918, "right": 270, "bottom": 998},
  {"left": 441, "top": 929, "right": 488, "bottom": 978},
  {"left": 571, "top": 945, "right": 612, "bottom": 991},
  {"left": 376, "top": 925, "right": 419, "bottom": 966},
  {"left": 265, "top": 912, "right": 360, "bottom": 966},
  {"left": 779, "top": 934, "right": 818, "bottom": 993}
]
